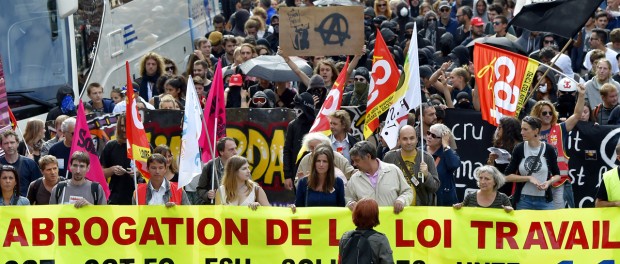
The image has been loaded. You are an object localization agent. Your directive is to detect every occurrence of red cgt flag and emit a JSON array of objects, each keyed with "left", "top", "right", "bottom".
[
  {"left": 125, "top": 61, "right": 151, "bottom": 179},
  {"left": 364, "top": 29, "right": 401, "bottom": 139},
  {"left": 473, "top": 43, "right": 539, "bottom": 126}
]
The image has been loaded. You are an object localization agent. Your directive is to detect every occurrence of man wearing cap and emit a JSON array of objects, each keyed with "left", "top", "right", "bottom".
[
  {"left": 225, "top": 74, "right": 245, "bottom": 108},
  {"left": 555, "top": 77, "right": 580, "bottom": 121},
  {"left": 460, "top": 16, "right": 485, "bottom": 46},
  {"left": 209, "top": 31, "right": 225, "bottom": 58},
  {"left": 438, "top": 1, "right": 458, "bottom": 37},
  {"left": 283, "top": 92, "right": 316, "bottom": 190},
  {"left": 112, "top": 82, "right": 155, "bottom": 114},
  {"left": 453, "top": 6, "right": 473, "bottom": 46}
]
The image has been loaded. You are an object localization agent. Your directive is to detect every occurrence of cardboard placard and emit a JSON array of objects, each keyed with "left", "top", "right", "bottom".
[{"left": 279, "top": 6, "right": 364, "bottom": 56}]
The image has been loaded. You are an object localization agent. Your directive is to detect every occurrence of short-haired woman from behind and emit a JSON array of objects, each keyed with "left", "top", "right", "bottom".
[{"left": 339, "top": 198, "right": 394, "bottom": 264}]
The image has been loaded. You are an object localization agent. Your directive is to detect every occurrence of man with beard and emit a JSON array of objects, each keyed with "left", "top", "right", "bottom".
[
  {"left": 593, "top": 83, "right": 620, "bottom": 125},
  {"left": 382, "top": 125, "right": 440, "bottom": 206},
  {"left": 135, "top": 52, "right": 165, "bottom": 102},
  {"left": 49, "top": 151, "right": 107, "bottom": 207},
  {"left": 283, "top": 92, "right": 316, "bottom": 190},
  {"left": 0, "top": 130, "right": 42, "bottom": 195},
  {"left": 101, "top": 114, "right": 136, "bottom": 205},
  {"left": 221, "top": 35, "right": 238, "bottom": 67}
]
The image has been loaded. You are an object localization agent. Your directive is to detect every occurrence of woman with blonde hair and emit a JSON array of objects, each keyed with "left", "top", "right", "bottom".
[
  {"left": 374, "top": 0, "right": 392, "bottom": 19},
  {"left": 215, "top": 156, "right": 269, "bottom": 209},
  {"left": 18, "top": 119, "right": 46, "bottom": 163}
]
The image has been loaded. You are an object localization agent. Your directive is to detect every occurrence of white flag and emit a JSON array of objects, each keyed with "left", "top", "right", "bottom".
[
  {"left": 178, "top": 75, "right": 203, "bottom": 189},
  {"left": 381, "top": 24, "right": 422, "bottom": 149}
]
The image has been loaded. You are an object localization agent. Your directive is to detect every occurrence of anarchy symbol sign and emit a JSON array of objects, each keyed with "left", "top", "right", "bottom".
[{"left": 314, "top": 13, "right": 351, "bottom": 46}]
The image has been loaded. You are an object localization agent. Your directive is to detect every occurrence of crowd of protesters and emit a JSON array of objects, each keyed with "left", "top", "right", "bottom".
[{"left": 1, "top": 0, "right": 620, "bottom": 212}]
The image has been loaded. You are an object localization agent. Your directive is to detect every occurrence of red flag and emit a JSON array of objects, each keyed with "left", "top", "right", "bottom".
[
  {"left": 8, "top": 107, "right": 16, "bottom": 131},
  {"left": 200, "top": 59, "right": 227, "bottom": 162},
  {"left": 473, "top": 43, "right": 539, "bottom": 126},
  {"left": 70, "top": 100, "right": 111, "bottom": 198},
  {"left": 309, "top": 59, "right": 349, "bottom": 133},
  {"left": 364, "top": 29, "right": 401, "bottom": 139},
  {"left": 125, "top": 61, "right": 151, "bottom": 179}
]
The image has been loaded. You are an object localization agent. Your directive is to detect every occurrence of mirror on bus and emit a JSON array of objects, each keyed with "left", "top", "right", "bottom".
[{"left": 56, "top": 0, "right": 77, "bottom": 19}]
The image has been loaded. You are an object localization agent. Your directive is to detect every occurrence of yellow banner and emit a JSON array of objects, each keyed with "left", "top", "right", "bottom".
[
  {"left": 131, "top": 144, "right": 151, "bottom": 162},
  {"left": 1, "top": 206, "right": 618, "bottom": 263}
]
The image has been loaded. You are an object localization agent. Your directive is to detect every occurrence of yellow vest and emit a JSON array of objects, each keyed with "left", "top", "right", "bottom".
[{"left": 603, "top": 167, "right": 620, "bottom": 202}]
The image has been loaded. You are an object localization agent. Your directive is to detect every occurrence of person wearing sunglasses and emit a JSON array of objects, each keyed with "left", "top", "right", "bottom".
[
  {"left": 374, "top": 0, "right": 392, "bottom": 19},
  {"left": 490, "top": 15, "right": 517, "bottom": 41},
  {"left": 528, "top": 82, "right": 586, "bottom": 209},
  {"left": 424, "top": 124, "right": 460, "bottom": 206},
  {"left": 0, "top": 165, "right": 30, "bottom": 206},
  {"left": 437, "top": 1, "right": 458, "bottom": 37}
]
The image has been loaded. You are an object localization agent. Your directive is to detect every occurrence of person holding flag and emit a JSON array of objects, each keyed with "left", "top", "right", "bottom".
[
  {"left": 101, "top": 114, "right": 138, "bottom": 205},
  {"left": 133, "top": 154, "right": 190, "bottom": 206},
  {"left": 69, "top": 100, "right": 111, "bottom": 199}
]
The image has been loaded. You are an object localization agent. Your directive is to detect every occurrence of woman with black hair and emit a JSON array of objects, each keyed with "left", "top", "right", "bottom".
[{"left": 504, "top": 116, "right": 560, "bottom": 210}]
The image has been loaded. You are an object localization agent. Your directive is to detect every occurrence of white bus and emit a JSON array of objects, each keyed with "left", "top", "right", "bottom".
[{"left": 2, "top": 0, "right": 220, "bottom": 125}]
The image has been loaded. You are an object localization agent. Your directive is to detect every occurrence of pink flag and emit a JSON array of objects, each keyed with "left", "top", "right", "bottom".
[
  {"left": 70, "top": 100, "right": 111, "bottom": 198},
  {"left": 200, "top": 59, "right": 227, "bottom": 162}
]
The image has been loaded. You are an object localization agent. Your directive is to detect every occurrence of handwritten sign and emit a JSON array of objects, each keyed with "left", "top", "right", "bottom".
[{"left": 280, "top": 6, "right": 364, "bottom": 56}]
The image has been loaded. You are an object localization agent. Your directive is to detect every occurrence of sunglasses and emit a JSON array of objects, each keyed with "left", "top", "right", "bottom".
[
  {"left": 377, "top": 3, "right": 386, "bottom": 6},
  {"left": 493, "top": 22, "right": 502, "bottom": 25},
  {"left": 426, "top": 131, "right": 441, "bottom": 139},
  {"left": 541, "top": 111, "right": 554, "bottom": 116},
  {"left": 427, "top": 18, "right": 437, "bottom": 22},
  {"left": 440, "top": 8, "right": 450, "bottom": 12},
  {"left": 544, "top": 40, "right": 554, "bottom": 44},
  {"left": 166, "top": 67, "right": 175, "bottom": 71}
]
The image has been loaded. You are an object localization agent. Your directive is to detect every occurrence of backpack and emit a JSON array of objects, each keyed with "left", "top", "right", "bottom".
[
  {"left": 340, "top": 229, "right": 377, "bottom": 264},
  {"left": 54, "top": 181, "right": 100, "bottom": 205}
]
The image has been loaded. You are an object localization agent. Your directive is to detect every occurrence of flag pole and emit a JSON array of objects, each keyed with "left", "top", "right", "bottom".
[
  {"left": 132, "top": 159, "right": 139, "bottom": 205},
  {"left": 418, "top": 103, "right": 424, "bottom": 184},
  {"left": 211, "top": 116, "right": 218, "bottom": 204},
  {"left": 518, "top": 39, "right": 573, "bottom": 115}
]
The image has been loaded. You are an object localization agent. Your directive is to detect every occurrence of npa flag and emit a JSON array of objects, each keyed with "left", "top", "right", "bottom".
[
  {"left": 70, "top": 100, "right": 111, "bottom": 198},
  {"left": 364, "top": 29, "right": 401, "bottom": 139},
  {"left": 309, "top": 59, "right": 349, "bottom": 134},
  {"left": 178, "top": 76, "right": 203, "bottom": 189},
  {"left": 509, "top": 0, "right": 603, "bottom": 39},
  {"left": 381, "top": 24, "right": 422, "bottom": 149},
  {"left": 200, "top": 59, "right": 227, "bottom": 162},
  {"left": 125, "top": 61, "right": 151, "bottom": 179},
  {"left": 474, "top": 43, "right": 539, "bottom": 126}
]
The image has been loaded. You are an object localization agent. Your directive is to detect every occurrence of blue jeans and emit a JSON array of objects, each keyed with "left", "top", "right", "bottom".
[
  {"left": 517, "top": 194, "right": 555, "bottom": 210},
  {"left": 563, "top": 181, "right": 575, "bottom": 208}
]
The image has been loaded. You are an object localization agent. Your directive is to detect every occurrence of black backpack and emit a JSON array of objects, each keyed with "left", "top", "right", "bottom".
[
  {"left": 340, "top": 229, "right": 377, "bottom": 264},
  {"left": 54, "top": 181, "right": 100, "bottom": 205}
]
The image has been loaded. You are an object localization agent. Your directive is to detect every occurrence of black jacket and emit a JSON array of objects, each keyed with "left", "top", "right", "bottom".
[{"left": 283, "top": 117, "right": 313, "bottom": 181}]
